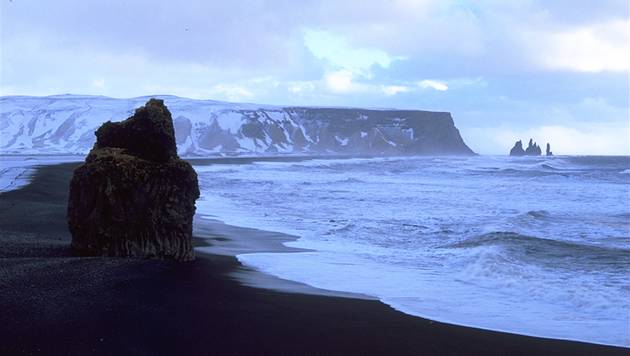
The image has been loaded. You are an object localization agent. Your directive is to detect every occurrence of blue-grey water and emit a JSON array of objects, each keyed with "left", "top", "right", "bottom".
[{"left": 193, "top": 155, "right": 630, "bottom": 347}]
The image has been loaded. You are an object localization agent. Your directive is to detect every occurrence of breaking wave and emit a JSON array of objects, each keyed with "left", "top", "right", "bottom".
[
  {"left": 447, "top": 231, "right": 630, "bottom": 268},
  {"left": 194, "top": 155, "right": 630, "bottom": 347}
]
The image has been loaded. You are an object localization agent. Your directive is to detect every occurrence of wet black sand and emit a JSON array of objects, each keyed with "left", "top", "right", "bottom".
[{"left": 0, "top": 162, "right": 627, "bottom": 355}]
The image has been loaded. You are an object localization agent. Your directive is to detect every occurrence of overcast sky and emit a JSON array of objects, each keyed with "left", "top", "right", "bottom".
[{"left": 1, "top": 0, "right": 629, "bottom": 154}]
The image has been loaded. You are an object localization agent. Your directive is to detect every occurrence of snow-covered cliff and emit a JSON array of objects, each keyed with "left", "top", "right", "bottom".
[{"left": 0, "top": 95, "right": 474, "bottom": 156}]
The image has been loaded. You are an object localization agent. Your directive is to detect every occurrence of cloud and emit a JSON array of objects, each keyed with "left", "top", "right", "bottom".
[
  {"left": 311, "top": 0, "right": 486, "bottom": 58},
  {"left": 304, "top": 30, "right": 399, "bottom": 75},
  {"left": 382, "top": 85, "right": 411, "bottom": 96},
  {"left": 208, "top": 84, "right": 254, "bottom": 102},
  {"left": 418, "top": 80, "right": 448, "bottom": 91},
  {"left": 91, "top": 78, "right": 106, "bottom": 89},
  {"left": 324, "top": 70, "right": 361, "bottom": 93},
  {"left": 287, "top": 81, "right": 316, "bottom": 94},
  {"left": 322, "top": 72, "right": 449, "bottom": 96},
  {"left": 531, "top": 20, "right": 630, "bottom": 72},
  {"left": 324, "top": 70, "right": 354, "bottom": 93},
  {"left": 2, "top": 1, "right": 298, "bottom": 68}
]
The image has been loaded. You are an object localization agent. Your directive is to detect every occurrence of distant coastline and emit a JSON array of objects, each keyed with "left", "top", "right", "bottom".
[{"left": 0, "top": 94, "right": 474, "bottom": 157}]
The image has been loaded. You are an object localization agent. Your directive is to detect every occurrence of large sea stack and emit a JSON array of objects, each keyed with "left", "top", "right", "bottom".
[{"left": 67, "top": 99, "right": 199, "bottom": 261}]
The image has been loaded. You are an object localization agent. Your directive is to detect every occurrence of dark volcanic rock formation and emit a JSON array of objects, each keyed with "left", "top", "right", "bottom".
[
  {"left": 68, "top": 99, "right": 199, "bottom": 261},
  {"left": 510, "top": 138, "right": 544, "bottom": 156},
  {"left": 94, "top": 103, "right": 178, "bottom": 163},
  {"left": 546, "top": 143, "right": 553, "bottom": 156},
  {"left": 509, "top": 140, "right": 526, "bottom": 156},
  {"left": 525, "top": 139, "right": 542, "bottom": 156}
]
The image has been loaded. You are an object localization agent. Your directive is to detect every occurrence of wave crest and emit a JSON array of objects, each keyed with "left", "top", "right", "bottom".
[{"left": 447, "top": 231, "right": 630, "bottom": 269}]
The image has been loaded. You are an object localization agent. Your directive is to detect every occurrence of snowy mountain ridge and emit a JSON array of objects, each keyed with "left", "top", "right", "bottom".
[{"left": 0, "top": 95, "right": 474, "bottom": 156}]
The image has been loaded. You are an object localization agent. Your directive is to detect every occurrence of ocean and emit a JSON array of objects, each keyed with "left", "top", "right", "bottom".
[{"left": 193, "top": 155, "right": 630, "bottom": 347}]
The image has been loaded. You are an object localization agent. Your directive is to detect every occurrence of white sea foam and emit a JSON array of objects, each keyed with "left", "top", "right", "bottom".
[
  {"left": 194, "top": 155, "right": 630, "bottom": 347},
  {"left": 0, "top": 155, "right": 82, "bottom": 193}
]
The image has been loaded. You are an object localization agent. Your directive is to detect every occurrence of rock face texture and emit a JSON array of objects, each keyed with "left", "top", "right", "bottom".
[
  {"left": 67, "top": 99, "right": 199, "bottom": 261},
  {"left": 510, "top": 138, "right": 544, "bottom": 156}
]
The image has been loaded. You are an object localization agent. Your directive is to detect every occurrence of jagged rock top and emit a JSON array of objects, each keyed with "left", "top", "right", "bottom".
[
  {"left": 510, "top": 138, "right": 545, "bottom": 156},
  {"left": 509, "top": 140, "right": 526, "bottom": 156},
  {"left": 94, "top": 98, "right": 178, "bottom": 162},
  {"left": 524, "top": 139, "right": 542, "bottom": 156}
]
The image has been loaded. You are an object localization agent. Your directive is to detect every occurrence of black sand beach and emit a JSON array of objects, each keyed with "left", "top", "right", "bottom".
[{"left": 0, "top": 162, "right": 627, "bottom": 355}]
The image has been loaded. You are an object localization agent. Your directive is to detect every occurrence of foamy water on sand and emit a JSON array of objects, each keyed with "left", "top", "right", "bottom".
[
  {"left": 193, "top": 156, "right": 630, "bottom": 347},
  {"left": 0, "top": 155, "right": 82, "bottom": 193}
]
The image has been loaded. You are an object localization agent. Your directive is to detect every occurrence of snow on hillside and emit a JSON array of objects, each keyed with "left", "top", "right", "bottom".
[{"left": 0, "top": 95, "right": 474, "bottom": 156}]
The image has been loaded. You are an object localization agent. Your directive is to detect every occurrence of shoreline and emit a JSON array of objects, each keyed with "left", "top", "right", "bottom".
[
  {"left": 0, "top": 162, "right": 627, "bottom": 355},
  {"left": 194, "top": 216, "right": 377, "bottom": 300}
]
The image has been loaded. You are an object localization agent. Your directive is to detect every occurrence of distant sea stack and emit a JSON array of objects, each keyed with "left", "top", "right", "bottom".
[
  {"left": 546, "top": 143, "right": 553, "bottom": 156},
  {"left": 509, "top": 140, "right": 526, "bottom": 156},
  {"left": 67, "top": 99, "right": 199, "bottom": 261},
  {"left": 509, "top": 138, "right": 546, "bottom": 156},
  {"left": 0, "top": 95, "right": 475, "bottom": 156}
]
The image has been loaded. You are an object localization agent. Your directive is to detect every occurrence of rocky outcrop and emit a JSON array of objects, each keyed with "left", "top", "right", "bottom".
[
  {"left": 546, "top": 143, "right": 553, "bottom": 156},
  {"left": 510, "top": 138, "right": 544, "bottom": 156},
  {"left": 525, "top": 139, "right": 542, "bottom": 155},
  {"left": 509, "top": 140, "right": 526, "bottom": 156},
  {"left": 67, "top": 99, "right": 199, "bottom": 261}
]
